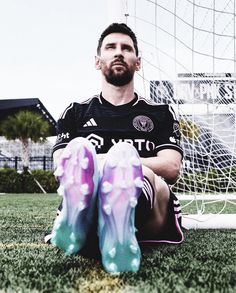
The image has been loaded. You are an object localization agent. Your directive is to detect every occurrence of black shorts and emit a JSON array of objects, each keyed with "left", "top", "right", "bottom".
[{"left": 135, "top": 177, "right": 184, "bottom": 244}]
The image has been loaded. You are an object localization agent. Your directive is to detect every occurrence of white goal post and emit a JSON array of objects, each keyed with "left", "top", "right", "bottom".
[
  {"left": 179, "top": 194, "right": 236, "bottom": 229},
  {"left": 108, "top": 0, "right": 236, "bottom": 229}
]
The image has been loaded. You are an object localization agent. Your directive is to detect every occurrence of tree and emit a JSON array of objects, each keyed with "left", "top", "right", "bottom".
[
  {"left": 0, "top": 110, "right": 51, "bottom": 170},
  {"left": 179, "top": 118, "right": 200, "bottom": 141}
]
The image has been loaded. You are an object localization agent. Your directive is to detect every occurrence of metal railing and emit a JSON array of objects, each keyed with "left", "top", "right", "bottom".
[{"left": 0, "top": 156, "right": 53, "bottom": 170}]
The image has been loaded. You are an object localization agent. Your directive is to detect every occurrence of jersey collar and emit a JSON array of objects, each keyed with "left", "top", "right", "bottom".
[{"left": 99, "top": 92, "right": 138, "bottom": 107}]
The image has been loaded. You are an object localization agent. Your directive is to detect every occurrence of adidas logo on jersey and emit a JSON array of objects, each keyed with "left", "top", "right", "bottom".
[{"left": 83, "top": 118, "right": 97, "bottom": 127}]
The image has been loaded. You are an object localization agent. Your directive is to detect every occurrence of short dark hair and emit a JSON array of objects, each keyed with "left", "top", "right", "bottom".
[{"left": 97, "top": 23, "right": 139, "bottom": 56}]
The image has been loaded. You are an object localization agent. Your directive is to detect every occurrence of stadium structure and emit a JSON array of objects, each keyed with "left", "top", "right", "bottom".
[
  {"left": 150, "top": 73, "right": 236, "bottom": 173},
  {"left": 0, "top": 98, "right": 56, "bottom": 170}
]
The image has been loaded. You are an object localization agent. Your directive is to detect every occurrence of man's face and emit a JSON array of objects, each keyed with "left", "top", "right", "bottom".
[{"left": 95, "top": 33, "right": 141, "bottom": 86}]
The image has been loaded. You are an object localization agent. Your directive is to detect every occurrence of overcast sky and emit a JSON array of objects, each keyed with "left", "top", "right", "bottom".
[
  {"left": 0, "top": 0, "right": 111, "bottom": 120},
  {"left": 1, "top": 0, "right": 235, "bottom": 121}
]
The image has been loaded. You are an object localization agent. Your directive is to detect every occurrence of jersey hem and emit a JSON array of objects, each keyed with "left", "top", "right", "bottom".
[{"left": 156, "top": 144, "right": 183, "bottom": 157}]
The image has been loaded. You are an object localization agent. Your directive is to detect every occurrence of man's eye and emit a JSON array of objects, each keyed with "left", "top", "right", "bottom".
[
  {"left": 106, "top": 45, "right": 115, "bottom": 49},
  {"left": 123, "top": 46, "right": 132, "bottom": 52}
]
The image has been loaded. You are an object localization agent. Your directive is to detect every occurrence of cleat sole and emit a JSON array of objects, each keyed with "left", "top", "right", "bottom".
[
  {"left": 98, "top": 142, "right": 143, "bottom": 273},
  {"left": 51, "top": 137, "right": 98, "bottom": 255}
]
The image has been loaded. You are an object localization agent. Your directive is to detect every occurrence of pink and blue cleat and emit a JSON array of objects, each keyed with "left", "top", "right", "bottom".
[
  {"left": 51, "top": 137, "right": 99, "bottom": 255},
  {"left": 98, "top": 142, "right": 144, "bottom": 273}
]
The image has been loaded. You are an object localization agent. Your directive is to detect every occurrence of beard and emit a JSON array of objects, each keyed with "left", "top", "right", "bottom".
[{"left": 102, "top": 61, "right": 136, "bottom": 86}]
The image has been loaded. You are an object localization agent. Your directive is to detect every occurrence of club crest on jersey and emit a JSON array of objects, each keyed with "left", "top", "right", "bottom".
[{"left": 133, "top": 115, "right": 154, "bottom": 132}]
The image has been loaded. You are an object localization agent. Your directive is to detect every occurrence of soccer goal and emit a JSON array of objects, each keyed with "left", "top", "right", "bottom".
[{"left": 108, "top": 0, "right": 236, "bottom": 229}]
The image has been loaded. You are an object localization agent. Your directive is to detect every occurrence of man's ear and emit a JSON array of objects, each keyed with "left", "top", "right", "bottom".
[
  {"left": 95, "top": 56, "right": 101, "bottom": 70},
  {"left": 135, "top": 56, "right": 141, "bottom": 71}
]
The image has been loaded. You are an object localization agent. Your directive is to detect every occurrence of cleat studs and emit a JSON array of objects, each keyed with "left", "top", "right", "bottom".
[
  {"left": 78, "top": 201, "right": 86, "bottom": 211},
  {"left": 131, "top": 258, "right": 140, "bottom": 271},
  {"left": 130, "top": 197, "right": 137, "bottom": 208},
  {"left": 102, "top": 181, "right": 113, "bottom": 193},
  {"left": 130, "top": 156, "right": 140, "bottom": 167},
  {"left": 130, "top": 226, "right": 137, "bottom": 233},
  {"left": 68, "top": 244, "right": 75, "bottom": 254},
  {"left": 62, "top": 149, "right": 72, "bottom": 159},
  {"left": 80, "top": 183, "right": 89, "bottom": 195},
  {"left": 54, "top": 166, "right": 64, "bottom": 177},
  {"left": 103, "top": 204, "right": 112, "bottom": 215},
  {"left": 108, "top": 262, "right": 118, "bottom": 272},
  {"left": 130, "top": 244, "right": 138, "bottom": 254},
  {"left": 80, "top": 157, "right": 89, "bottom": 169},
  {"left": 134, "top": 177, "right": 144, "bottom": 188},
  {"left": 70, "top": 232, "right": 76, "bottom": 242},
  {"left": 108, "top": 247, "right": 116, "bottom": 258},
  {"left": 57, "top": 185, "right": 65, "bottom": 196}
]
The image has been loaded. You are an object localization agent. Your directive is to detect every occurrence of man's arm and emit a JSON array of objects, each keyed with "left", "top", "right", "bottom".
[
  {"left": 98, "top": 149, "right": 182, "bottom": 184},
  {"left": 140, "top": 149, "right": 182, "bottom": 184},
  {"left": 54, "top": 147, "right": 182, "bottom": 184}
]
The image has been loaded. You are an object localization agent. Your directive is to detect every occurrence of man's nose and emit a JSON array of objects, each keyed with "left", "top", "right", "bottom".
[
  {"left": 114, "top": 53, "right": 124, "bottom": 59},
  {"left": 114, "top": 46, "right": 124, "bottom": 57}
]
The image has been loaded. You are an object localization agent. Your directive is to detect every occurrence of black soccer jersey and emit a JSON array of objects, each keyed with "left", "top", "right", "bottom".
[{"left": 53, "top": 93, "right": 183, "bottom": 158}]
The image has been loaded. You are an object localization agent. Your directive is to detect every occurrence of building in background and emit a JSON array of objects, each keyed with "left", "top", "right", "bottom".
[
  {"left": 150, "top": 73, "right": 236, "bottom": 173},
  {"left": 0, "top": 98, "right": 56, "bottom": 170}
]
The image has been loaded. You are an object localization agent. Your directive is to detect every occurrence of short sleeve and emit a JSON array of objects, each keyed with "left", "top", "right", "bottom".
[
  {"left": 52, "top": 103, "right": 77, "bottom": 154},
  {"left": 156, "top": 105, "right": 183, "bottom": 157}
]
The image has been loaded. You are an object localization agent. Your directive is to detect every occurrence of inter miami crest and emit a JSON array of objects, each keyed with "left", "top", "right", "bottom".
[{"left": 133, "top": 115, "right": 154, "bottom": 132}]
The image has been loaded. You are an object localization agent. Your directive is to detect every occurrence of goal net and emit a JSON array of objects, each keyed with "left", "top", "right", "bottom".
[{"left": 112, "top": 0, "right": 236, "bottom": 228}]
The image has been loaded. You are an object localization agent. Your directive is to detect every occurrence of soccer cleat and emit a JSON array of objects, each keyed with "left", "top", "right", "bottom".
[
  {"left": 51, "top": 137, "right": 99, "bottom": 255},
  {"left": 98, "top": 142, "right": 144, "bottom": 273}
]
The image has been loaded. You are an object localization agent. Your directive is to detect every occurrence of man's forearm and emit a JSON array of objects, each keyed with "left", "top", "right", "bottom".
[{"left": 140, "top": 156, "right": 181, "bottom": 184}]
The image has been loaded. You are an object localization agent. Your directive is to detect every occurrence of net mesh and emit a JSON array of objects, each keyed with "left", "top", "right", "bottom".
[{"left": 126, "top": 0, "right": 236, "bottom": 224}]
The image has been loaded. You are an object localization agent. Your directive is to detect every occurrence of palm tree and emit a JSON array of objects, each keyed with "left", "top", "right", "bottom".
[
  {"left": 179, "top": 118, "right": 200, "bottom": 141},
  {"left": 0, "top": 110, "right": 51, "bottom": 170}
]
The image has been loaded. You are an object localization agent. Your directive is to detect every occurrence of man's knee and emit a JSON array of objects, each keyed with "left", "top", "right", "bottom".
[
  {"left": 142, "top": 165, "right": 170, "bottom": 200},
  {"left": 142, "top": 165, "right": 155, "bottom": 186},
  {"left": 154, "top": 176, "right": 170, "bottom": 201}
]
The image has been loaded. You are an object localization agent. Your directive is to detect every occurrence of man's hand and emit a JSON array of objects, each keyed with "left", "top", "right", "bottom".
[{"left": 140, "top": 149, "right": 182, "bottom": 184}]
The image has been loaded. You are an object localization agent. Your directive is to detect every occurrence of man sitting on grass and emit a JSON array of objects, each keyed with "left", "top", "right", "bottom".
[{"left": 45, "top": 23, "right": 184, "bottom": 273}]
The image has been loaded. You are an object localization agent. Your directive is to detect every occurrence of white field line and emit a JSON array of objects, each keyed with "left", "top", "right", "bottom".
[{"left": 0, "top": 243, "right": 51, "bottom": 249}]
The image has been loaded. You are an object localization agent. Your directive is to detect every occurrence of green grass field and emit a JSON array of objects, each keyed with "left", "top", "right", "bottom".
[{"left": 0, "top": 193, "right": 236, "bottom": 293}]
